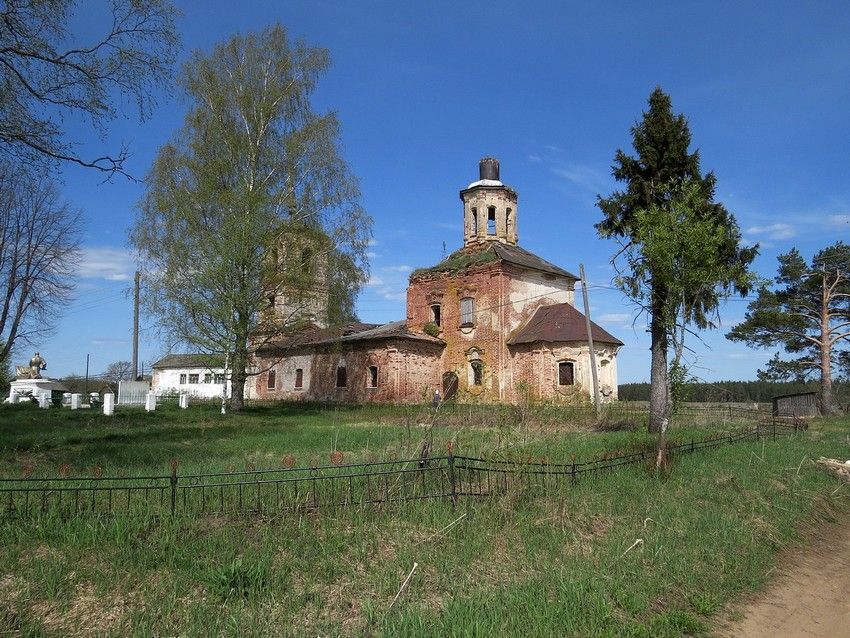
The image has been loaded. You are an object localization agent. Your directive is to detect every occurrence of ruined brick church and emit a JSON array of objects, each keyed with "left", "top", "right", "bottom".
[{"left": 247, "top": 158, "right": 622, "bottom": 404}]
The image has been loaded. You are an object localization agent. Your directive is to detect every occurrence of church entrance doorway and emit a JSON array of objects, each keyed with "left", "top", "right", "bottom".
[{"left": 442, "top": 372, "right": 458, "bottom": 401}]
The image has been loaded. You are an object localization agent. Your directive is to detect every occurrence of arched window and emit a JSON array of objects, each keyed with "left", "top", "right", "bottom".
[
  {"left": 506, "top": 208, "right": 512, "bottom": 236},
  {"left": 471, "top": 360, "right": 483, "bottom": 386},
  {"left": 301, "top": 248, "right": 313, "bottom": 276},
  {"left": 558, "top": 361, "right": 575, "bottom": 386},
  {"left": 336, "top": 366, "right": 347, "bottom": 388},
  {"left": 430, "top": 304, "right": 441, "bottom": 327},
  {"left": 471, "top": 207, "right": 478, "bottom": 235},
  {"left": 487, "top": 206, "right": 496, "bottom": 235},
  {"left": 459, "top": 297, "right": 474, "bottom": 326},
  {"left": 294, "top": 368, "right": 303, "bottom": 389},
  {"left": 367, "top": 365, "right": 378, "bottom": 388},
  {"left": 267, "top": 369, "right": 276, "bottom": 390}
]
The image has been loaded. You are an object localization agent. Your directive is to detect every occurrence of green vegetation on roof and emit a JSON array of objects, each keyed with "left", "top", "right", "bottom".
[{"left": 411, "top": 247, "right": 499, "bottom": 277}]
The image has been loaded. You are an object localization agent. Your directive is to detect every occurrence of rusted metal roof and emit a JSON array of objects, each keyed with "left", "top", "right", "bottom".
[
  {"left": 490, "top": 243, "right": 578, "bottom": 279},
  {"left": 507, "top": 303, "right": 624, "bottom": 346}
]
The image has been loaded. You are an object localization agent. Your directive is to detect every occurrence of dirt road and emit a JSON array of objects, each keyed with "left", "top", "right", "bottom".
[{"left": 716, "top": 517, "right": 850, "bottom": 637}]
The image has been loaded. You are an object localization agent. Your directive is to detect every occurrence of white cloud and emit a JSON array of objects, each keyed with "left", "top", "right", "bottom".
[
  {"left": 744, "top": 223, "right": 796, "bottom": 240},
  {"left": 384, "top": 265, "right": 412, "bottom": 273},
  {"left": 77, "top": 247, "right": 134, "bottom": 281},
  {"left": 379, "top": 288, "right": 407, "bottom": 301},
  {"left": 527, "top": 154, "right": 542, "bottom": 163},
  {"left": 436, "top": 222, "right": 462, "bottom": 231},
  {"left": 597, "top": 313, "right": 631, "bottom": 323},
  {"left": 550, "top": 164, "right": 607, "bottom": 192},
  {"left": 827, "top": 214, "right": 850, "bottom": 226},
  {"left": 366, "top": 251, "right": 378, "bottom": 259},
  {"left": 366, "top": 275, "right": 384, "bottom": 287}
]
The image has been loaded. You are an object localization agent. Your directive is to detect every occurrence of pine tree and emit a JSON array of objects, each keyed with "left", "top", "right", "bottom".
[{"left": 727, "top": 242, "right": 850, "bottom": 415}]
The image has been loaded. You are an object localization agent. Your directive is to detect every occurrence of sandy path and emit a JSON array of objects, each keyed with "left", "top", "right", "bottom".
[{"left": 716, "top": 517, "right": 850, "bottom": 637}]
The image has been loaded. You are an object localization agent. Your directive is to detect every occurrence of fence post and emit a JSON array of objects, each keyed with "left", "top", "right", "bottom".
[
  {"left": 690, "top": 439, "right": 695, "bottom": 454},
  {"left": 448, "top": 450, "right": 457, "bottom": 508},
  {"left": 170, "top": 459, "right": 178, "bottom": 516}
]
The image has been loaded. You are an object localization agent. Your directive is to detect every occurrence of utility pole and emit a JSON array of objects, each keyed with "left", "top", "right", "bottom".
[
  {"left": 579, "top": 264, "right": 601, "bottom": 419},
  {"left": 84, "top": 353, "right": 90, "bottom": 396},
  {"left": 132, "top": 270, "right": 140, "bottom": 380}
]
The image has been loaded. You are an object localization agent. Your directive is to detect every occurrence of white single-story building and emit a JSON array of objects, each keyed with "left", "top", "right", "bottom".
[{"left": 151, "top": 354, "right": 231, "bottom": 399}]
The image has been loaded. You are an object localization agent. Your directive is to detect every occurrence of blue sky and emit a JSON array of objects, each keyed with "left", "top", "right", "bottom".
[{"left": 32, "top": 1, "right": 850, "bottom": 382}]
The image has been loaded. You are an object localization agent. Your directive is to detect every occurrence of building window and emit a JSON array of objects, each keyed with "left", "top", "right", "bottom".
[
  {"left": 471, "top": 207, "right": 478, "bottom": 235},
  {"left": 471, "top": 360, "right": 483, "bottom": 386},
  {"left": 367, "top": 365, "right": 378, "bottom": 388},
  {"left": 294, "top": 368, "right": 303, "bottom": 389},
  {"left": 214, "top": 373, "right": 225, "bottom": 384},
  {"left": 203, "top": 373, "right": 212, "bottom": 383},
  {"left": 267, "top": 293, "right": 276, "bottom": 308},
  {"left": 558, "top": 361, "right": 575, "bottom": 386},
  {"left": 506, "top": 208, "right": 512, "bottom": 235},
  {"left": 336, "top": 366, "right": 347, "bottom": 388},
  {"left": 179, "top": 373, "right": 186, "bottom": 385},
  {"left": 487, "top": 206, "right": 496, "bottom": 235},
  {"left": 302, "top": 248, "right": 313, "bottom": 275},
  {"left": 267, "top": 369, "right": 276, "bottom": 390},
  {"left": 460, "top": 297, "right": 474, "bottom": 326},
  {"left": 430, "top": 304, "right": 441, "bottom": 327},
  {"left": 188, "top": 374, "right": 199, "bottom": 384}
]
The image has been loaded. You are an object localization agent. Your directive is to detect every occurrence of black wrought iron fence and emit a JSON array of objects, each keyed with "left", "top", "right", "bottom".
[{"left": 0, "top": 419, "right": 804, "bottom": 520}]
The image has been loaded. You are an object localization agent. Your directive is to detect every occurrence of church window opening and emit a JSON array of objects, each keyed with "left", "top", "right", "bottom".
[
  {"left": 460, "top": 297, "right": 475, "bottom": 326},
  {"left": 179, "top": 374, "right": 186, "bottom": 384},
  {"left": 558, "top": 361, "right": 575, "bottom": 386},
  {"left": 506, "top": 208, "right": 512, "bottom": 235},
  {"left": 430, "top": 304, "right": 441, "bottom": 327},
  {"left": 471, "top": 207, "right": 478, "bottom": 235},
  {"left": 487, "top": 206, "right": 496, "bottom": 235},
  {"left": 203, "top": 373, "right": 212, "bottom": 383},
  {"left": 336, "top": 366, "right": 347, "bottom": 388},
  {"left": 267, "top": 293, "right": 276, "bottom": 308},
  {"left": 267, "top": 369, "right": 276, "bottom": 390},
  {"left": 367, "top": 365, "right": 378, "bottom": 388},
  {"left": 471, "top": 360, "right": 483, "bottom": 386},
  {"left": 302, "top": 248, "right": 313, "bottom": 275},
  {"left": 294, "top": 368, "right": 303, "bottom": 389},
  {"left": 214, "top": 373, "right": 224, "bottom": 384},
  {"left": 188, "top": 374, "right": 199, "bottom": 384}
]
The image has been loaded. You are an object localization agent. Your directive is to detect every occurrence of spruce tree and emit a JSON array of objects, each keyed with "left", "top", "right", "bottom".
[{"left": 597, "top": 88, "right": 756, "bottom": 434}]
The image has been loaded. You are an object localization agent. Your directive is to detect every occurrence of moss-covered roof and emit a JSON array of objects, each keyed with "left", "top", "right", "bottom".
[
  {"left": 411, "top": 246, "right": 499, "bottom": 278},
  {"left": 411, "top": 242, "right": 578, "bottom": 280}
]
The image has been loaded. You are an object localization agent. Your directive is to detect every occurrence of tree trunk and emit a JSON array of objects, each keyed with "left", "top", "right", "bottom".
[
  {"left": 820, "top": 277, "right": 841, "bottom": 416},
  {"left": 649, "top": 298, "right": 670, "bottom": 433},
  {"left": 230, "top": 334, "right": 248, "bottom": 413}
]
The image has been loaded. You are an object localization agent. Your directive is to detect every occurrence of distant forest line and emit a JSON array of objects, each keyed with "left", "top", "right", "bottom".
[{"left": 618, "top": 380, "right": 850, "bottom": 404}]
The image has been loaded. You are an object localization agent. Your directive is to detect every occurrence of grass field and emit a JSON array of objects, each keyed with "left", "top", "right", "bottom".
[{"left": 0, "top": 402, "right": 847, "bottom": 637}]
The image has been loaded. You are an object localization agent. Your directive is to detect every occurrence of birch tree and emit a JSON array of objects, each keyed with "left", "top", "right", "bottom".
[
  {"left": 0, "top": 0, "right": 178, "bottom": 177},
  {"left": 131, "top": 25, "right": 371, "bottom": 412},
  {"left": 0, "top": 163, "right": 81, "bottom": 363}
]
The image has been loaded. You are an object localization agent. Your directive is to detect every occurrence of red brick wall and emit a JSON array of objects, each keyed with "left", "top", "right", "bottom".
[{"left": 251, "top": 339, "right": 442, "bottom": 403}]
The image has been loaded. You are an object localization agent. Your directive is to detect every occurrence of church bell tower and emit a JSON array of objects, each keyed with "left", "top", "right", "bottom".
[{"left": 460, "top": 157, "right": 518, "bottom": 247}]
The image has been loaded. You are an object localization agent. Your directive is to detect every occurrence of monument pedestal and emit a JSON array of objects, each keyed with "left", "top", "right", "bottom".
[{"left": 6, "top": 378, "right": 69, "bottom": 404}]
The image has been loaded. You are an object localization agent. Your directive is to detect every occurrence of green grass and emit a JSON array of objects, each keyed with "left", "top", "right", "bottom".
[{"left": 0, "top": 402, "right": 847, "bottom": 637}]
